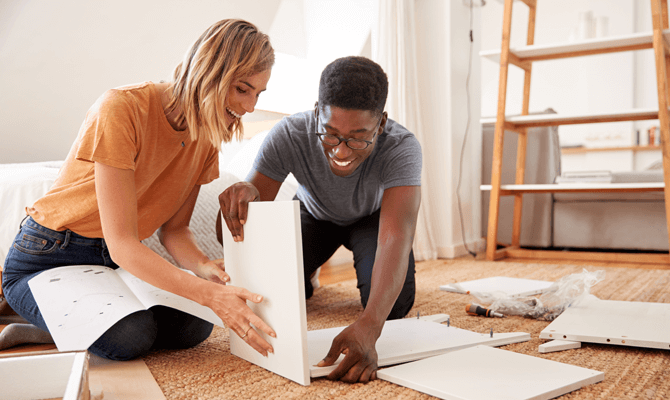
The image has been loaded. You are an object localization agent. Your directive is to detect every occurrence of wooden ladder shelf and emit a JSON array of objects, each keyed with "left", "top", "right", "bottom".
[{"left": 485, "top": 0, "right": 670, "bottom": 264}]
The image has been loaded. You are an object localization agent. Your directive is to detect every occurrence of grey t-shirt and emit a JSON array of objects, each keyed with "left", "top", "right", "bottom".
[{"left": 249, "top": 110, "right": 422, "bottom": 226}]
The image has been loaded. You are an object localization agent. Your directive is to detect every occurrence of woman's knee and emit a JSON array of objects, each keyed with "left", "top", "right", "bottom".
[
  {"left": 89, "top": 310, "right": 157, "bottom": 361},
  {"left": 151, "top": 306, "right": 213, "bottom": 349}
]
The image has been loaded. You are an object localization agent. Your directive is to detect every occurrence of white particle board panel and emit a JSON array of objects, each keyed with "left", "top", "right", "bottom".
[
  {"left": 309, "top": 318, "right": 530, "bottom": 378},
  {"left": 222, "top": 200, "right": 310, "bottom": 386},
  {"left": 440, "top": 276, "right": 553, "bottom": 297},
  {"left": 539, "top": 340, "right": 581, "bottom": 354},
  {"left": 377, "top": 345, "right": 604, "bottom": 400},
  {"left": 418, "top": 313, "right": 450, "bottom": 323},
  {"left": 0, "top": 351, "right": 89, "bottom": 400},
  {"left": 540, "top": 295, "right": 670, "bottom": 350}
]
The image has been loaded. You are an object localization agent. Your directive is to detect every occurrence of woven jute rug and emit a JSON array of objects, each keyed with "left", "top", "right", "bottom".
[{"left": 143, "top": 259, "right": 670, "bottom": 399}]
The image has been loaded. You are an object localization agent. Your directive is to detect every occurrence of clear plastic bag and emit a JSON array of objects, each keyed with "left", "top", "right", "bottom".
[{"left": 464, "top": 269, "right": 605, "bottom": 321}]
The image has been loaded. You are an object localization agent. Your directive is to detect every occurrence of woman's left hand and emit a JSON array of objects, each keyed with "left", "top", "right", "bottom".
[{"left": 194, "top": 258, "right": 229, "bottom": 284}]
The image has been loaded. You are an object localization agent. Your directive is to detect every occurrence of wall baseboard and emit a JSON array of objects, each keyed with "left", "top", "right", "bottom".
[{"left": 437, "top": 238, "right": 486, "bottom": 259}]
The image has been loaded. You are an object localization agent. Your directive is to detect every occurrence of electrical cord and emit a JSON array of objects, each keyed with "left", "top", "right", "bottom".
[{"left": 456, "top": 0, "right": 478, "bottom": 257}]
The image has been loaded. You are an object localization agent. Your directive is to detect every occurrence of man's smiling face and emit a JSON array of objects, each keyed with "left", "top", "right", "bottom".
[{"left": 316, "top": 105, "right": 385, "bottom": 177}]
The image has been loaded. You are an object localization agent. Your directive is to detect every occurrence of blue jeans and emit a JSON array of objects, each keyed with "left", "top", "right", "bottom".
[
  {"left": 2, "top": 217, "right": 213, "bottom": 360},
  {"left": 299, "top": 201, "right": 416, "bottom": 320}
]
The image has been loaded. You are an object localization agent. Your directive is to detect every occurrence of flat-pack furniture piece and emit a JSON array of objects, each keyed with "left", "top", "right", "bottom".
[
  {"left": 377, "top": 345, "right": 604, "bottom": 400},
  {"left": 540, "top": 295, "right": 670, "bottom": 350},
  {"left": 440, "top": 276, "right": 553, "bottom": 297},
  {"left": 222, "top": 200, "right": 311, "bottom": 386},
  {"left": 221, "top": 201, "right": 531, "bottom": 385},
  {"left": 0, "top": 351, "right": 90, "bottom": 400}
]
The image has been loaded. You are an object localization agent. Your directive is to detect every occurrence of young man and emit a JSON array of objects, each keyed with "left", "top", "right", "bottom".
[{"left": 218, "top": 56, "right": 422, "bottom": 383}]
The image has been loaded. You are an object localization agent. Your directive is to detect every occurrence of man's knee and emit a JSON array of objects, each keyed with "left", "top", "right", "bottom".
[
  {"left": 387, "top": 287, "right": 415, "bottom": 320},
  {"left": 359, "top": 271, "right": 415, "bottom": 320}
]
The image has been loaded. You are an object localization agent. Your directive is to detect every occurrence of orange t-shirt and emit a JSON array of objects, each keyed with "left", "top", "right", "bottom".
[{"left": 28, "top": 82, "right": 219, "bottom": 240}]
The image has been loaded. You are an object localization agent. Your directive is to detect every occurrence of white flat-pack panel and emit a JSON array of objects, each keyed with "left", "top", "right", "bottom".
[
  {"left": 539, "top": 340, "right": 581, "bottom": 354},
  {"left": 440, "top": 276, "right": 553, "bottom": 297},
  {"left": 0, "top": 351, "right": 89, "bottom": 400},
  {"left": 309, "top": 318, "right": 530, "bottom": 377},
  {"left": 377, "top": 345, "right": 604, "bottom": 400},
  {"left": 222, "top": 200, "right": 310, "bottom": 386},
  {"left": 540, "top": 295, "right": 670, "bottom": 350}
]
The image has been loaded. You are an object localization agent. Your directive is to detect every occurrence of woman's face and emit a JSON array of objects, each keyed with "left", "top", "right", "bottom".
[{"left": 224, "top": 69, "right": 272, "bottom": 127}]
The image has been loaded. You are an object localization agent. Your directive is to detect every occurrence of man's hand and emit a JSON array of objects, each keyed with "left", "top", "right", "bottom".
[
  {"left": 317, "top": 320, "right": 379, "bottom": 383},
  {"left": 218, "top": 182, "right": 260, "bottom": 242},
  {"left": 193, "top": 258, "right": 229, "bottom": 284}
]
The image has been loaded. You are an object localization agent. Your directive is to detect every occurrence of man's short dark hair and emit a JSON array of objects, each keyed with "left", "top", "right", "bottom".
[{"left": 318, "top": 56, "right": 388, "bottom": 115}]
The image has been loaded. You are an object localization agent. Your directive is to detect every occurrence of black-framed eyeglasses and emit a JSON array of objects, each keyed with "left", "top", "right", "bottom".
[{"left": 314, "top": 114, "right": 384, "bottom": 150}]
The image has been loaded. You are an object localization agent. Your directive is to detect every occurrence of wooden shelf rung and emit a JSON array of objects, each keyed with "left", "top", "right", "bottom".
[
  {"left": 481, "top": 30, "right": 670, "bottom": 65},
  {"left": 504, "top": 247, "right": 670, "bottom": 266},
  {"left": 481, "top": 109, "right": 661, "bottom": 128},
  {"left": 480, "top": 183, "right": 665, "bottom": 195}
]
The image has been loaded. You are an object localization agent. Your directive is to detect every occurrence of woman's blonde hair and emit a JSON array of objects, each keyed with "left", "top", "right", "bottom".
[{"left": 166, "top": 19, "right": 274, "bottom": 150}]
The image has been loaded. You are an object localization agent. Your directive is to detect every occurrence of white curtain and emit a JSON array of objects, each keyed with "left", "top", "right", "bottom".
[{"left": 372, "top": 0, "right": 438, "bottom": 261}]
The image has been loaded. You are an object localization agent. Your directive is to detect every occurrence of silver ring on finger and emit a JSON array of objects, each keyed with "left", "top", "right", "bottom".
[{"left": 240, "top": 326, "right": 251, "bottom": 339}]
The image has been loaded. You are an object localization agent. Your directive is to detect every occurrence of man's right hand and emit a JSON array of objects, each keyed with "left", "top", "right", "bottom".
[{"left": 218, "top": 181, "right": 260, "bottom": 242}]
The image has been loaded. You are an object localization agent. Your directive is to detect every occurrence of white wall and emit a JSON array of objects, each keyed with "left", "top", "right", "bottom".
[
  {"left": 0, "top": 0, "right": 280, "bottom": 164},
  {"left": 258, "top": 0, "right": 374, "bottom": 115},
  {"left": 415, "top": 1, "right": 483, "bottom": 258},
  {"left": 0, "top": 0, "right": 377, "bottom": 164}
]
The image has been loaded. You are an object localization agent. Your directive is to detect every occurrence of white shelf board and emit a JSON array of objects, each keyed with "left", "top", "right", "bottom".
[
  {"left": 440, "top": 276, "right": 553, "bottom": 297},
  {"left": 222, "top": 200, "right": 310, "bottom": 386},
  {"left": 480, "top": 30, "right": 670, "bottom": 63},
  {"left": 480, "top": 108, "right": 660, "bottom": 127},
  {"left": 377, "top": 345, "right": 604, "bottom": 400},
  {"left": 538, "top": 340, "right": 581, "bottom": 354},
  {"left": 540, "top": 295, "right": 670, "bottom": 350},
  {"left": 480, "top": 182, "right": 665, "bottom": 193},
  {"left": 308, "top": 318, "right": 530, "bottom": 378}
]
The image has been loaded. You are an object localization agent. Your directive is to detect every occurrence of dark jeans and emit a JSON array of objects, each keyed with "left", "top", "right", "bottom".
[
  {"left": 300, "top": 202, "right": 416, "bottom": 320},
  {"left": 2, "top": 217, "right": 213, "bottom": 361}
]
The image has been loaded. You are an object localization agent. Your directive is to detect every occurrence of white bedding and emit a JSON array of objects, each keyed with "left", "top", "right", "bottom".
[{"left": 0, "top": 161, "right": 63, "bottom": 266}]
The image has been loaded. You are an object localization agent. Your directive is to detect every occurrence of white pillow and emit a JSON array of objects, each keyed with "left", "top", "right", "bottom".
[{"left": 0, "top": 162, "right": 63, "bottom": 267}]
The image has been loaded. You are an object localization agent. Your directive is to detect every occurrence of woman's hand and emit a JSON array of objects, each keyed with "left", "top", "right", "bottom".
[
  {"left": 208, "top": 284, "right": 276, "bottom": 356},
  {"left": 194, "top": 258, "right": 229, "bottom": 284}
]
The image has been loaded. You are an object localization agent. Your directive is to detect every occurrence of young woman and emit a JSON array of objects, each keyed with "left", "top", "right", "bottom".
[{"left": 2, "top": 19, "right": 276, "bottom": 360}]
